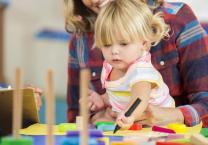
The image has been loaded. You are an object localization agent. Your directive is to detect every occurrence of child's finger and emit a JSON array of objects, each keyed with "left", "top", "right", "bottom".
[
  {"left": 116, "top": 119, "right": 124, "bottom": 128},
  {"left": 88, "top": 102, "right": 92, "bottom": 108},
  {"left": 91, "top": 104, "right": 97, "bottom": 111}
]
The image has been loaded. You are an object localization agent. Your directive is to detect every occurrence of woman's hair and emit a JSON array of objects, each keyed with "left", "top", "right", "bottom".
[
  {"left": 94, "top": 0, "right": 169, "bottom": 48},
  {"left": 64, "top": 0, "right": 164, "bottom": 33},
  {"left": 64, "top": 0, "right": 97, "bottom": 32}
]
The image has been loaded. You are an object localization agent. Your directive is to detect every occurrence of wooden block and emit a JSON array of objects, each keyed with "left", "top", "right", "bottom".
[{"left": 76, "top": 116, "right": 83, "bottom": 131}]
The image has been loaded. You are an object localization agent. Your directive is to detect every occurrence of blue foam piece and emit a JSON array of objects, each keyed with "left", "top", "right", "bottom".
[
  {"left": 62, "top": 137, "right": 98, "bottom": 145},
  {"left": 67, "top": 130, "right": 103, "bottom": 138},
  {"left": 97, "top": 124, "right": 115, "bottom": 132}
]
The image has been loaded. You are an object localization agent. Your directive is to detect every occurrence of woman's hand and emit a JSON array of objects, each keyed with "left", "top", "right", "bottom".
[
  {"left": 27, "top": 86, "right": 43, "bottom": 111},
  {"left": 138, "top": 105, "right": 184, "bottom": 126},
  {"left": 88, "top": 89, "right": 106, "bottom": 112},
  {"left": 116, "top": 112, "right": 135, "bottom": 129}
]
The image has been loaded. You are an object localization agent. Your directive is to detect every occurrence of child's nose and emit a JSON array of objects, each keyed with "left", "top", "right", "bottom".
[{"left": 111, "top": 46, "right": 119, "bottom": 55}]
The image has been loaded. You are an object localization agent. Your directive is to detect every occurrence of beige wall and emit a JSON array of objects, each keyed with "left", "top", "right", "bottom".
[
  {"left": 166, "top": 0, "right": 208, "bottom": 22},
  {"left": 4, "top": 0, "right": 68, "bottom": 97}
]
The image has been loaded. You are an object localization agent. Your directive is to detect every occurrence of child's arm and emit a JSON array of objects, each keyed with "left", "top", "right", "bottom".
[{"left": 116, "top": 81, "right": 152, "bottom": 129}]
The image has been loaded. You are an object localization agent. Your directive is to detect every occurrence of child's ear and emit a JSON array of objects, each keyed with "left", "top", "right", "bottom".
[{"left": 142, "top": 41, "right": 151, "bottom": 51}]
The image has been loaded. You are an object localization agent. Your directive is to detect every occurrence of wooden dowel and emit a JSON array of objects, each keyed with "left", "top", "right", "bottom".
[
  {"left": 12, "top": 68, "right": 23, "bottom": 139},
  {"left": 80, "top": 69, "right": 90, "bottom": 145},
  {"left": 46, "top": 69, "right": 55, "bottom": 145}
]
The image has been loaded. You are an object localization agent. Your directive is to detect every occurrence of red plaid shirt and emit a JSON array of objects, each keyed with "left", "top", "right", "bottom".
[{"left": 67, "top": 2, "right": 208, "bottom": 127}]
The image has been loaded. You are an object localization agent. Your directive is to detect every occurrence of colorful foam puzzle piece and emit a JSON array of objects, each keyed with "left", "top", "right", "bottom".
[
  {"left": 1, "top": 137, "right": 33, "bottom": 145},
  {"left": 200, "top": 128, "right": 208, "bottom": 137},
  {"left": 111, "top": 141, "right": 137, "bottom": 145},
  {"left": 128, "top": 123, "right": 142, "bottom": 130},
  {"left": 167, "top": 123, "right": 187, "bottom": 133},
  {"left": 67, "top": 130, "right": 103, "bottom": 138},
  {"left": 156, "top": 142, "right": 192, "bottom": 145},
  {"left": 62, "top": 137, "right": 98, "bottom": 145},
  {"left": 95, "top": 122, "right": 115, "bottom": 128},
  {"left": 98, "top": 137, "right": 109, "bottom": 145},
  {"left": 58, "top": 123, "right": 76, "bottom": 132},
  {"left": 97, "top": 124, "right": 115, "bottom": 132},
  {"left": 152, "top": 125, "right": 175, "bottom": 134}
]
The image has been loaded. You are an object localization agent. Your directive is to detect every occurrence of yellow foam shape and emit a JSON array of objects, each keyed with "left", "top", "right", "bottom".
[
  {"left": 20, "top": 123, "right": 66, "bottom": 135},
  {"left": 167, "top": 123, "right": 187, "bottom": 133},
  {"left": 98, "top": 137, "right": 110, "bottom": 145}
]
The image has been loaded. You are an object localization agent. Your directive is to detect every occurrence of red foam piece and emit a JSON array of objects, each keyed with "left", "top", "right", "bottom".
[
  {"left": 128, "top": 123, "right": 142, "bottom": 130},
  {"left": 156, "top": 142, "right": 192, "bottom": 145}
]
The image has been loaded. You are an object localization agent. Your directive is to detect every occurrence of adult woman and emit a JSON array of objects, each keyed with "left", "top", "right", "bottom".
[{"left": 64, "top": 0, "right": 208, "bottom": 127}]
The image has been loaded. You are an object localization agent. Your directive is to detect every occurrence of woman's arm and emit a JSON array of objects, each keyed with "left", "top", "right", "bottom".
[{"left": 174, "top": 3, "right": 208, "bottom": 127}]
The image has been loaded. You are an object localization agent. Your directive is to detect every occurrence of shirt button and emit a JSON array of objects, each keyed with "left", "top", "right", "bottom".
[
  {"left": 92, "top": 72, "right": 96, "bottom": 77},
  {"left": 160, "top": 60, "right": 165, "bottom": 66}
]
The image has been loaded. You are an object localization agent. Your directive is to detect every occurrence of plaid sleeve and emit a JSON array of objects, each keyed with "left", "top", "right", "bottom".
[
  {"left": 67, "top": 33, "right": 80, "bottom": 122},
  {"left": 175, "top": 4, "right": 208, "bottom": 127}
]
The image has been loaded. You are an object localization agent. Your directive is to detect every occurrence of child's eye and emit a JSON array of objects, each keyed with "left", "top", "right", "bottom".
[
  {"left": 103, "top": 44, "right": 111, "bottom": 47},
  {"left": 120, "top": 43, "right": 128, "bottom": 46}
]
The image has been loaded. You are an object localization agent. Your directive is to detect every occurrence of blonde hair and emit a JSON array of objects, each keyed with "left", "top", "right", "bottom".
[
  {"left": 94, "top": 0, "right": 169, "bottom": 48},
  {"left": 64, "top": 0, "right": 97, "bottom": 32},
  {"left": 64, "top": 0, "right": 164, "bottom": 33}
]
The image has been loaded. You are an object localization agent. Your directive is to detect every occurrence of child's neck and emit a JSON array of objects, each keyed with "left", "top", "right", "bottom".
[{"left": 109, "top": 68, "right": 127, "bottom": 81}]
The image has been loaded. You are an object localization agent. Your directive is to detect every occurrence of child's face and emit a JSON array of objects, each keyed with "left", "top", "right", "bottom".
[
  {"left": 82, "top": 0, "right": 111, "bottom": 13},
  {"left": 101, "top": 40, "right": 148, "bottom": 70}
]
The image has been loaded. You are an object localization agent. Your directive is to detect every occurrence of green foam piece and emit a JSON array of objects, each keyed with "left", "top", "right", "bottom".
[
  {"left": 1, "top": 137, "right": 33, "bottom": 145},
  {"left": 171, "top": 138, "right": 190, "bottom": 143},
  {"left": 58, "top": 123, "right": 76, "bottom": 132},
  {"left": 95, "top": 121, "right": 114, "bottom": 128},
  {"left": 200, "top": 128, "right": 208, "bottom": 137}
]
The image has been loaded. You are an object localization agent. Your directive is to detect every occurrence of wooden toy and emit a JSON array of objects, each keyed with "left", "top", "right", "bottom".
[
  {"left": 76, "top": 116, "right": 83, "bottom": 131},
  {"left": 79, "top": 69, "right": 90, "bottom": 145},
  {"left": 45, "top": 69, "right": 55, "bottom": 145},
  {"left": 1, "top": 68, "right": 33, "bottom": 145}
]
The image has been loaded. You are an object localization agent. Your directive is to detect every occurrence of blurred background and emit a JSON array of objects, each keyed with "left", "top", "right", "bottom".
[{"left": 0, "top": 0, "right": 208, "bottom": 124}]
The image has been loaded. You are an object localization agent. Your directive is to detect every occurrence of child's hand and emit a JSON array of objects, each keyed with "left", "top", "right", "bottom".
[
  {"left": 88, "top": 89, "right": 106, "bottom": 112},
  {"left": 116, "top": 112, "right": 135, "bottom": 129}
]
